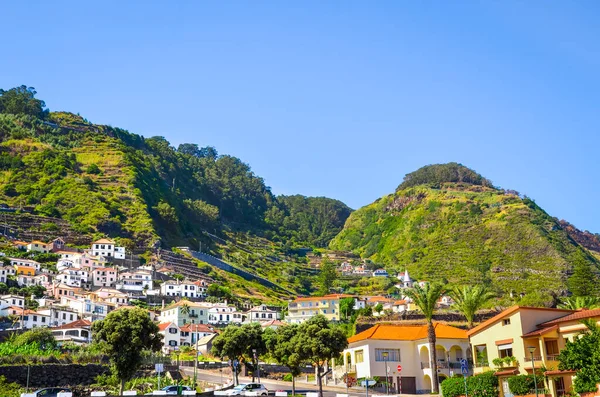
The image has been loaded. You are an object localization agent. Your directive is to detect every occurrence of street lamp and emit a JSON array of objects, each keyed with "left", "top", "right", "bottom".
[
  {"left": 252, "top": 349, "right": 260, "bottom": 383},
  {"left": 382, "top": 351, "right": 389, "bottom": 395},
  {"left": 527, "top": 346, "right": 539, "bottom": 397}
]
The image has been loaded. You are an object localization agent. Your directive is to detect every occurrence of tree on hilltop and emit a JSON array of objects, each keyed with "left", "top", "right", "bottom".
[{"left": 0, "top": 85, "right": 48, "bottom": 118}]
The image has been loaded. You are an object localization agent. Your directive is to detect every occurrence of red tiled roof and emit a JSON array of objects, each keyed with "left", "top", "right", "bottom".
[
  {"left": 539, "top": 308, "right": 600, "bottom": 327},
  {"left": 180, "top": 323, "right": 216, "bottom": 333},
  {"left": 52, "top": 319, "right": 91, "bottom": 330},
  {"left": 158, "top": 322, "right": 176, "bottom": 331},
  {"left": 348, "top": 323, "right": 467, "bottom": 343},
  {"left": 544, "top": 370, "right": 576, "bottom": 376},
  {"left": 261, "top": 319, "right": 287, "bottom": 327},
  {"left": 521, "top": 325, "right": 558, "bottom": 338},
  {"left": 294, "top": 294, "right": 354, "bottom": 302}
]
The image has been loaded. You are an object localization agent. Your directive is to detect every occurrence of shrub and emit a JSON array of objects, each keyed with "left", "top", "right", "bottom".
[
  {"left": 283, "top": 373, "right": 293, "bottom": 382},
  {"left": 441, "top": 376, "right": 465, "bottom": 397},
  {"left": 468, "top": 371, "right": 498, "bottom": 397},
  {"left": 508, "top": 375, "right": 535, "bottom": 396},
  {"left": 86, "top": 163, "right": 101, "bottom": 174}
]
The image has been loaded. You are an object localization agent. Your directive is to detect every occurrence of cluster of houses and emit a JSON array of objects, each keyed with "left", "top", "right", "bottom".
[
  {"left": 0, "top": 237, "right": 287, "bottom": 353},
  {"left": 286, "top": 270, "right": 453, "bottom": 324},
  {"left": 337, "top": 305, "right": 599, "bottom": 397}
]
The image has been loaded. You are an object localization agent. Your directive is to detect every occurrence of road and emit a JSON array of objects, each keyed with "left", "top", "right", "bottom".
[{"left": 181, "top": 367, "right": 368, "bottom": 397}]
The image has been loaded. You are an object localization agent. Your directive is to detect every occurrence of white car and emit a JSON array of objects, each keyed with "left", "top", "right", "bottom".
[
  {"left": 227, "top": 383, "right": 269, "bottom": 396},
  {"left": 145, "top": 385, "right": 193, "bottom": 395}
]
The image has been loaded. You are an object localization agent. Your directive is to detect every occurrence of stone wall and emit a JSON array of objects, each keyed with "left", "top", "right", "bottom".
[{"left": 0, "top": 364, "right": 109, "bottom": 387}]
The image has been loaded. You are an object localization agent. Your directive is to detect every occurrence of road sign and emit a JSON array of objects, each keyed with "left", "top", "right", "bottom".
[
  {"left": 155, "top": 363, "right": 164, "bottom": 373},
  {"left": 462, "top": 366, "right": 468, "bottom": 375},
  {"left": 460, "top": 359, "right": 468, "bottom": 367},
  {"left": 460, "top": 358, "right": 468, "bottom": 375},
  {"left": 361, "top": 380, "right": 377, "bottom": 387},
  {"left": 397, "top": 365, "right": 402, "bottom": 372},
  {"left": 387, "top": 366, "right": 391, "bottom": 372}
]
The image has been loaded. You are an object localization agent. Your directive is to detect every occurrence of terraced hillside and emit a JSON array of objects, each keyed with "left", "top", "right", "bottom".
[{"left": 330, "top": 164, "right": 600, "bottom": 306}]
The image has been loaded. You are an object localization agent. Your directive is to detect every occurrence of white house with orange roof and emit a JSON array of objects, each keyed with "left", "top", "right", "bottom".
[
  {"left": 245, "top": 304, "right": 281, "bottom": 322},
  {"left": 90, "top": 238, "right": 126, "bottom": 260},
  {"left": 9, "top": 258, "right": 41, "bottom": 271},
  {"left": 0, "top": 294, "right": 24, "bottom": 309},
  {"left": 180, "top": 323, "right": 217, "bottom": 345},
  {"left": 51, "top": 319, "right": 92, "bottom": 345},
  {"left": 342, "top": 323, "right": 470, "bottom": 394},
  {"left": 158, "top": 321, "right": 181, "bottom": 353}
]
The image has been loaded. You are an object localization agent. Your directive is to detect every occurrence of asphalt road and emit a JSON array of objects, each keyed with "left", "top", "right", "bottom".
[{"left": 181, "top": 367, "right": 368, "bottom": 397}]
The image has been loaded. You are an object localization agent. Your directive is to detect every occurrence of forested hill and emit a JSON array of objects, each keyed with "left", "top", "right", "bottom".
[
  {"left": 330, "top": 163, "right": 600, "bottom": 306},
  {"left": 0, "top": 86, "right": 351, "bottom": 249}
]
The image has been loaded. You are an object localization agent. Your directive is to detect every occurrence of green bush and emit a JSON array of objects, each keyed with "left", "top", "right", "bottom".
[
  {"left": 283, "top": 373, "right": 293, "bottom": 382},
  {"left": 468, "top": 371, "right": 498, "bottom": 397},
  {"left": 508, "top": 375, "right": 535, "bottom": 396},
  {"left": 441, "top": 376, "right": 465, "bottom": 397}
]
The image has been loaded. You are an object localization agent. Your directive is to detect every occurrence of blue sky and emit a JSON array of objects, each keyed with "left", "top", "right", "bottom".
[{"left": 3, "top": 1, "right": 599, "bottom": 232}]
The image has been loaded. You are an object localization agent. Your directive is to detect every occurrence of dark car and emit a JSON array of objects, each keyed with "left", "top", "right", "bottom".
[{"left": 32, "top": 388, "right": 72, "bottom": 397}]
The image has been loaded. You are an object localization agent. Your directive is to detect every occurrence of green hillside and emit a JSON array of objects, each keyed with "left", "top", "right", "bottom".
[
  {"left": 0, "top": 86, "right": 350, "bottom": 251},
  {"left": 330, "top": 163, "right": 600, "bottom": 305}
]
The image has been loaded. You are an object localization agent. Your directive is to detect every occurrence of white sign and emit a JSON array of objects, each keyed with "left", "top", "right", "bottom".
[
  {"left": 361, "top": 380, "right": 377, "bottom": 387},
  {"left": 155, "top": 363, "right": 164, "bottom": 373}
]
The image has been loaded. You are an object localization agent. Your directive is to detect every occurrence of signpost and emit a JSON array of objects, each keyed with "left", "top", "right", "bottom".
[
  {"left": 460, "top": 359, "right": 469, "bottom": 397},
  {"left": 155, "top": 363, "right": 164, "bottom": 390},
  {"left": 397, "top": 365, "right": 402, "bottom": 394}
]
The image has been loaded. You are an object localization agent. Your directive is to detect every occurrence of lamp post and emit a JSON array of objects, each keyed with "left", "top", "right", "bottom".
[
  {"left": 528, "top": 346, "right": 539, "bottom": 397},
  {"left": 252, "top": 349, "right": 260, "bottom": 383},
  {"left": 382, "top": 351, "right": 389, "bottom": 395}
]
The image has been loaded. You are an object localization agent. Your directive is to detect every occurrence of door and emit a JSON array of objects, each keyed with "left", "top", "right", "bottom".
[
  {"left": 502, "top": 379, "right": 514, "bottom": 397},
  {"left": 399, "top": 376, "right": 417, "bottom": 394}
]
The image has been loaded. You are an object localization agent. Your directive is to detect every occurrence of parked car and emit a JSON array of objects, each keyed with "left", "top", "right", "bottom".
[
  {"left": 31, "top": 388, "right": 72, "bottom": 397},
  {"left": 227, "top": 383, "right": 269, "bottom": 396},
  {"left": 145, "top": 385, "right": 193, "bottom": 395}
]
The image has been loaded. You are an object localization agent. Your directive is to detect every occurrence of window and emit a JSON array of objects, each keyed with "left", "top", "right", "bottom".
[
  {"left": 545, "top": 340, "right": 559, "bottom": 357},
  {"left": 169, "top": 328, "right": 178, "bottom": 334},
  {"left": 502, "top": 319, "right": 511, "bottom": 326},
  {"left": 355, "top": 350, "right": 364, "bottom": 363},
  {"left": 498, "top": 344, "right": 513, "bottom": 358},
  {"left": 375, "top": 349, "right": 401, "bottom": 362},
  {"left": 169, "top": 340, "right": 177, "bottom": 346}
]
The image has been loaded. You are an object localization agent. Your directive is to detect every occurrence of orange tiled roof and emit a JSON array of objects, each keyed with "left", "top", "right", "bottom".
[
  {"left": 294, "top": 294, "right": 354, "bottom": 302},
  {"left": 393, "top": 300, "right": 407, "bottom": 305},
  {"left": 261, "top": 319, "right": 287, "bottom": 327},
  {"left": 92, "top": 238, "right": 115, "bottom": 244},
  {"left": 539, "top": 308, "right": 600, "bottom": 327},
  {"left": 466, "top": 306, "right": 575, "bottom": 337},
  {"left": 158, "top": 322, "right": 176, "bottom": 331},
  {"left": 521, "top": 325, "right": 558, "bottom": 338},
  {"left": 348, "top": 323, "right": 467, "bottom": 343},
  {"left": 52, "top": 319, "right": 91, "bottom": 330},
  {"left": 180, "top": 323, "right": 216, "bottom": 333}
]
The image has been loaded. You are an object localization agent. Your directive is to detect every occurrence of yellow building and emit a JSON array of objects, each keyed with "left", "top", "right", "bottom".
[
  {"left": 287, "top": 294, "right": 353, "bottom": 324},
  {"left": 467, "top": 306, "right": 582, "bottom": 397},
  {"left": 14, "top": 265, "right": 35, "bottom": 276}
]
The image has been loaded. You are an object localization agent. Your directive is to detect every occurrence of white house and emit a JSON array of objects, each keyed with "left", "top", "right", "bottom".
[
  {"left": 116, "top": 270, "right": 153, "bottom": 292},
  {"left": 90, "top": 238, "right": 126, "bottom": 260},
  {"left": 342, "top": 323, "right": 469, "bottom": 394},
  {"left": 0, "top": 294, "right": 24, "bottom": 309},
  {"left": 20, "top": 309, "right": 51, "bottom": 329},
  {"left": 158, "top": 322, "right": 181, "bottom": 353},
  {"left": 37, "top": 306, "right": 79, "bottom": 327},
  {"left": 9, "top": 258, "right": 41, "bottom": 271},
  {"left": 27, "top": 240, "right": 50, "bottom": 253},
  {"left": 372, "top": 269, "right": 389, "bottom": 277},
  {"left": 396, "top": 270, "right": 414, "bottom": 289},
  {"left": 56, "top": 269, "right": 88, "bottom": 287},
  {"left": 160, "top": 280, "right": 203, "bottom": 298},
  {"left": 180, "top": 323, "right": 217, "bottom": 346},
  {"left": 208, "top": 304, "right": 243, "bottom": 325},
  {"left": 51, "top": 319, "right": 92, "bottom": 345},
  {"left": 159, "top": 300, "right": 211, "bottom": 326},
  {"left": 246, "top": 305, "right": 281, "bottom": 322},
  {"left": 60, "top": 296, "right": 112, "bottom": 322}
]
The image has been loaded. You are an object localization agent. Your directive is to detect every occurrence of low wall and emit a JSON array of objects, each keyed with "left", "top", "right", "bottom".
[{"left": 0, "top": 364, "right": 109, "bottom": 387}]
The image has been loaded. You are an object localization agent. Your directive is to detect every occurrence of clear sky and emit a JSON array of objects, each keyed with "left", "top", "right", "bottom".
[{"left": 3, "top": 1, "right": 599, "bottom": 232}]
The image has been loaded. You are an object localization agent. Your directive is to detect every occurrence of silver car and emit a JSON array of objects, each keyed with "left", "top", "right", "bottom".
[
  {"left": 227, "top": 383, "right": 269, "bottom": 396},
  {"left": 145, "top": 385, "right": 193, "bottom": 395},
  {"left": 32, "top": 388, "right": 72, "bottom": 397}
]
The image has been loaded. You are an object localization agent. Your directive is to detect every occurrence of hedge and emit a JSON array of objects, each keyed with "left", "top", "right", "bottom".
[
  {"left": 508, "top": 375, "right": 535, "bottom": 395},
  {"left": 441, "top": 372, "right": 499, "bottom": 397}
]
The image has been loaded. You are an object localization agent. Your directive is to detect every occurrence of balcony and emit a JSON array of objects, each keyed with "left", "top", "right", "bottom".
[{"left": 188, "top": 313, "right": 199, "bottom": 318}]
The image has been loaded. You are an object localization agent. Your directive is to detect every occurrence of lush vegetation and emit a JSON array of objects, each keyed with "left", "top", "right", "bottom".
[
  {"left": 397, "top": 163, "right": 493, "bottom": 190},
  {"left": 558, "top": 319, "right": 600, "bottom": 393},
  {"left": 441, "top": 372, "right": 498, "bottom": 397},
  {"left": 507, "top": 374, "right": 537, "bottom": 396},
  {"left": 330, "top": 167, "right": 600, "bottom": 305},
  {"left": 0, "top": 85, "right": 350, "bottom": 254}
]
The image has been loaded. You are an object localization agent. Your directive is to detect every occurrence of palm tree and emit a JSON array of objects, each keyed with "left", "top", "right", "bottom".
[
  {"left": 180, "top": 302, "right": 191, "bottom": 317},
  {"left": 558, "top": 296, "right": 600, "bottom": 310},
  {"left": 403, "top": 282, "right": 445, "bottom": 394},
  {"left": 450, "top": 285, "right": 496, "bottom": 329}
]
